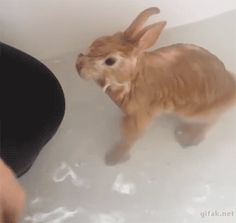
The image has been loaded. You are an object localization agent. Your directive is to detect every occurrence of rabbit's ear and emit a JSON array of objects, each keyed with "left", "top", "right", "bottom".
[
  {"left": 134, "top": 21, "right": 166, "bottom": 50},
  {"left": 124, "top": 7, "right": 160, "bottom": 40}
]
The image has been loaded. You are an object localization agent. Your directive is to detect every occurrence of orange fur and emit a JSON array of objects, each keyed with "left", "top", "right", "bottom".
[{"left": 76, "top": 7, "right": 236, "bottom": 165}]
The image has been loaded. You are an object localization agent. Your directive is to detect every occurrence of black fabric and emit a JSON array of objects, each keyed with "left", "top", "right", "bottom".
[{"left": 1, "top": 43, "right": 65, "bottom": 177}]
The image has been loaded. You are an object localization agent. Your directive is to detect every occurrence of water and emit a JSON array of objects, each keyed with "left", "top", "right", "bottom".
[{"left": 20, "top": 10, "right": 236, "bottom": 223}]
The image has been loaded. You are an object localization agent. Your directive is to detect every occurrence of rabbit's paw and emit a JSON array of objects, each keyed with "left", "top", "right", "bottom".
[
  {"left": 175, "top": 124, "right": 205, "bottom": 148},
  {"left": 105, "top": 145, "right": 130, "bottom": 166}
]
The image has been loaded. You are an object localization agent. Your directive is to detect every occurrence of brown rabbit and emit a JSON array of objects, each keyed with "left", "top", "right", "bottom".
[{"left": 76, "top": 7, "right": 236, "bottom": 165}]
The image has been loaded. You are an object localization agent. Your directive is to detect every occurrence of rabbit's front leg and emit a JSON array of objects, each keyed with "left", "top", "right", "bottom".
[{"left": 105, "top": 112, "right": 153, "bottom": 165}]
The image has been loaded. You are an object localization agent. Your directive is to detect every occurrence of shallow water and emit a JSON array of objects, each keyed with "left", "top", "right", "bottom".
[{"left": 20, "top": 11, "right": 236, "bottom": 223}]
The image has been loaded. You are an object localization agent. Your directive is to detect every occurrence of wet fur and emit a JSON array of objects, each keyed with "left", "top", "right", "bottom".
[{"left": 76, "top": 7, "right": 236, "bottom": 165}]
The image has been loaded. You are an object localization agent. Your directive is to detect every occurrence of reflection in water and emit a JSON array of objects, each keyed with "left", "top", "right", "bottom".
[
  {"left": 25, "top": 207, "right": 80, "bottom": 223},
  {"left": 31, "top": 197, "right": 42, "bottom": 206},
  {"left": 53, "top": 162, "right": 90, "bottom": 188},
  {"left": 112, "top": 173, "right": 136, "bottom": 195},
  {"left": 90, "top": 212, "right": 125, "bottom": 223},
  {"left": 192, "top": 184, "right": 211, "bottom": 203}
]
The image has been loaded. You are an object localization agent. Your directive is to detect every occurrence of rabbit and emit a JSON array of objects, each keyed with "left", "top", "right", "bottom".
[{"left": 76, "top": 7, "right": 236, "bottom": 165}]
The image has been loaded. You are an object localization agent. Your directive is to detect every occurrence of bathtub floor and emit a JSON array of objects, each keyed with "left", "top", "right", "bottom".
[{"left": 19, "top": 50, "right": 236, "bottom": 223}]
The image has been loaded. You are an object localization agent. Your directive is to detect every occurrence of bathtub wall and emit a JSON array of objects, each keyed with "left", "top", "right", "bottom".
[
  {"left": 0, "top": 0, "right": 236, "bottom": 60},
  {"left": 158, "top": 10, "right": 236, "bottom": 72}
]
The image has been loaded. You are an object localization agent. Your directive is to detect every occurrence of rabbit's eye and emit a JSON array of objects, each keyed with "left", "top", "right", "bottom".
[{"left": 105, "top": 57, "right": 116, "bottom": 66}]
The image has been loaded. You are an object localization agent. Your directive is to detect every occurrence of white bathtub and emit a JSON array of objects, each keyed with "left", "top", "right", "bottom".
[{"left": 1, "top": 2, "right": 236, "bottom": 223}]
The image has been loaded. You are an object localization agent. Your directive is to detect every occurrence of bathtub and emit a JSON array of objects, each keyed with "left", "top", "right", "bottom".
[{"left": 1, "top": 2, "right": 236, "bottom": 222}]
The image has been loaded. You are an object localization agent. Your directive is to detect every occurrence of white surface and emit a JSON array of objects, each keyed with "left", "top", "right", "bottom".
[
  {"left": 20, "top": 11, "right": 236, "bottom": 223},
  {"left": 1, "top": 0, "right": 236, "bottom": 59}
]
